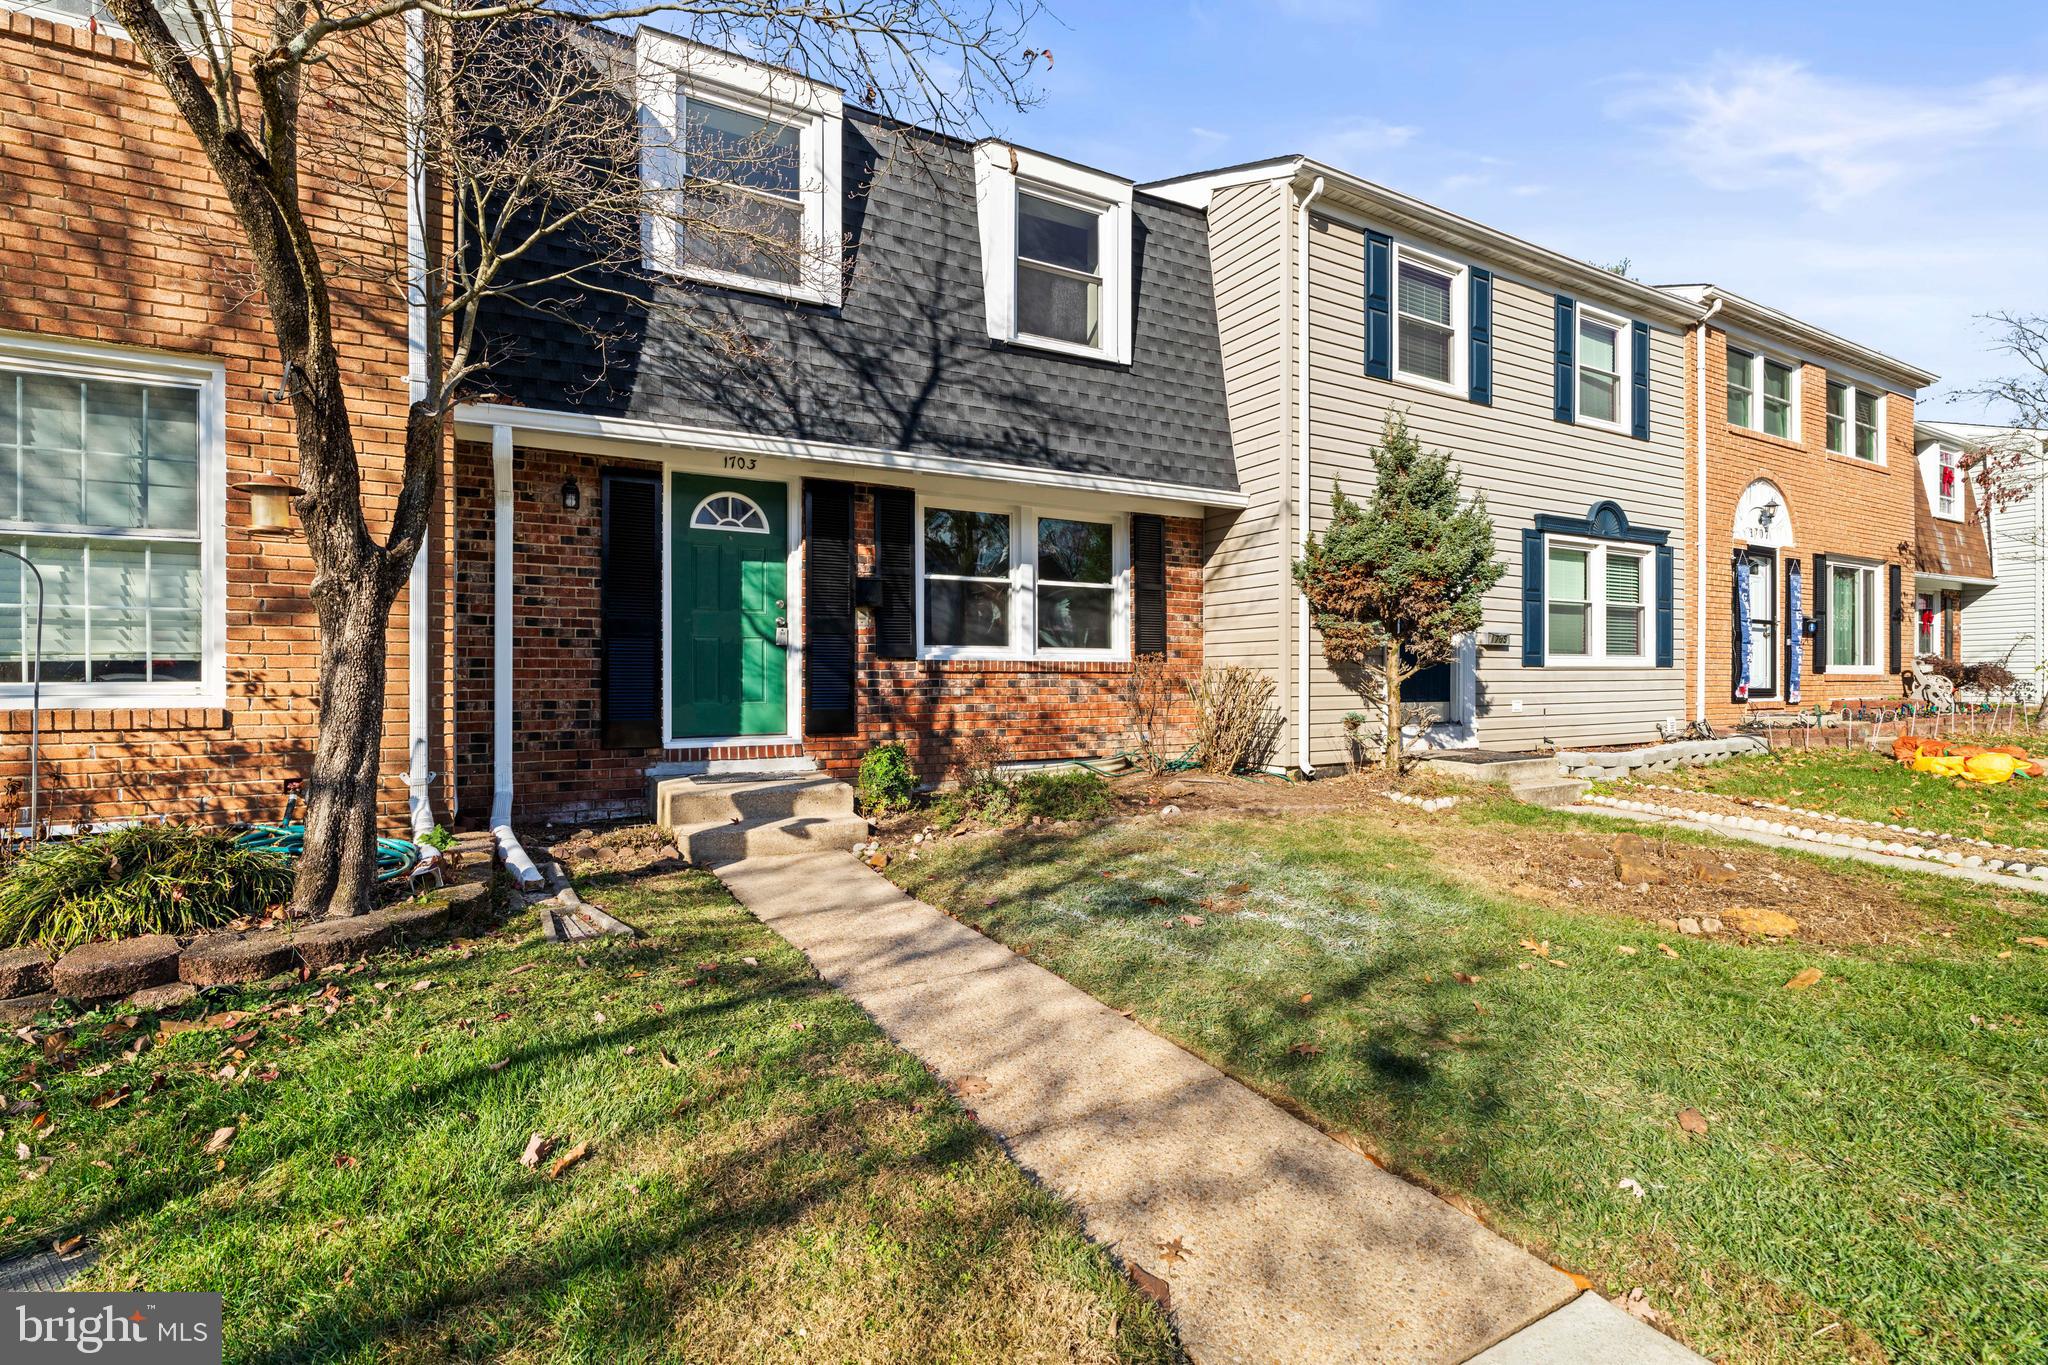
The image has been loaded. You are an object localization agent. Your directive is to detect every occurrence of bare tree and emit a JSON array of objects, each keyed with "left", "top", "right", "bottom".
[
  {"left": 98, "top": 0, "right": 1043, "bottom": 915},
  {"left": 1955, "top": 312, "right": 2048, "bottom": 717}
]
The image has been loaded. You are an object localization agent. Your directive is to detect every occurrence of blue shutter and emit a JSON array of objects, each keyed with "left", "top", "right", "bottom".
[
  {"left": 1654, "top": 543, "right": 1674, "bottom": 668},
  {"left": 1631, "top": 320, "right": 1651, "bottom": 440},
  {"left": 1468, "top": 268, "right": 1494, "bottom": 405},
  {"left": 1364, "top": 230, "right": 1392, "bottom": 380},
  {"left": 1553, "top": 295, "right": 1576, "bottom": 423},
  {"left": 1521, "top": 527, "right": 1545, "bottom": 667}
]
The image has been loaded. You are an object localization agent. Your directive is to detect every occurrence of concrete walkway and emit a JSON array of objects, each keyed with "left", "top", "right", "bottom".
[{"left": 718, "top": 851, "right": 1706, "bottom": 1364}]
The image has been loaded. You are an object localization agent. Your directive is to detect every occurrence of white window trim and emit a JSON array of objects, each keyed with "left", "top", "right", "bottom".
[
  {"left": 914, "top": 494, "right": 1130, "bottom": 661},
  {"left": 0, "top": 331, "right": 227, "bottom": 710},
  {"left": 973, "top": 143, "right": 1134, "bottom": 365},
  {"left": 1934, "top": 445, "right": 1962, "bottom": 521},
  {"left": 1825, "top": 378, "right": 1887, "bottom": 463},
  {"left": 1914, "top": 591, "right": 1944, "bottom": 658},
  {"left": 1542, "top": 534, "right": 1651, "bottom": 668},
  {"left": 1573, "top": 302, "right": 1631, "bottom": 434},
  {"left": 1726, "top": 344, "right": 1801, "bottom": 441},
  {"left": 1389, "top": 241, "right": 1467, "bottom": 398},
  {"left": 636, "top": 29, "right": 844, "bottom": 308},
  {"left": 1825, "top": 559, "right": 1884, "bottom": 675}
]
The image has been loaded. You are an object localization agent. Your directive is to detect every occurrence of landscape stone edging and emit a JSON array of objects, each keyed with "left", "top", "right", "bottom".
[
  {"left": 1579, "top": 792, "right": 2048, "bottom": 881},
  {"left": 1556, "top": 736, "right": 1768, "bottom": 779},
  {"left": 1615, "top": 781, "right": 2048, "bottom": 861},
  {"left": 0, "top": 946, "right": 53, "bottom": 998}
]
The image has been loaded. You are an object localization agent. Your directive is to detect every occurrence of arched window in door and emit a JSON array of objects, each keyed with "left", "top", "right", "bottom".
[{"left": 689, "top": 492, "right": 771, "bottom": 533}]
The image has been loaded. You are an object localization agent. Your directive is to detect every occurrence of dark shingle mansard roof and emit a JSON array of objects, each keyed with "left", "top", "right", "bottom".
[{"left": 475, "top": 109, "right": 1239, "bottom": 496}]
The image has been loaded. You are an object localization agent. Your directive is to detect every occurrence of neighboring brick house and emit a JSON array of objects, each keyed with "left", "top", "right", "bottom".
[
  {"left": 457, "top": 32, "right": 1234, "bottom": 822},
  {"left": 1661, "top": 286, "right": 1937, "bottom": 724},
  {"left": 0, "top": 7, "right": 430, "bottom": 834}
]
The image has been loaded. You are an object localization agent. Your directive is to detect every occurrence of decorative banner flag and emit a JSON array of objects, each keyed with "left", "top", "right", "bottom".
[
  {"left": 1786, "top": 559, "right": 1803, "bottom": 704},
  {"left": 1733, "top": 548, "right": 1752, "bottom": 701}
]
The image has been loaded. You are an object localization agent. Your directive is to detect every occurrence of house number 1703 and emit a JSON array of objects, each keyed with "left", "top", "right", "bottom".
[{"left": 721, "top": 455, "right": 758, "bottom": 471}]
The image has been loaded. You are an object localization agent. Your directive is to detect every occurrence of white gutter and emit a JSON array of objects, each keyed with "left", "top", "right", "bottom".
[
  {"left": 1693, "top": 298, "right": 1723, "bottom": 722},
  {"left": 488, "top": 425, "right": 542, "bottom": 887},
  {"left": 1295, "top": 175, "right": 1325, "bottom": 777}
]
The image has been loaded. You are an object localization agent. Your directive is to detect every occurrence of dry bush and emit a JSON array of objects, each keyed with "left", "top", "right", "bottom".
[
  {"left": 1125, "top": 655, "right": 1185, "bottom": 773},
  {"left": 1188, "top": 666, "right": 1281, "bottom": 775}
]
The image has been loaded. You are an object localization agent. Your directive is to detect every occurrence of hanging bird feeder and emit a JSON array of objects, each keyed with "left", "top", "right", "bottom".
[{"left": 232, "top": 468, "right": 305, "bottom": 536}]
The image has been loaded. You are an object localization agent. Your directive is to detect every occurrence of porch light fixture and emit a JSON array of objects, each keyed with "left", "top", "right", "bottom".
[
  {"left": 1755, "top": 498, "right": 1779, "bottom": 533},
  {"left": 560, "top": 477, "right": 581, "bottom": 511},
  {"left": 231, "top": 468, "right": 304, "bottom": 536}
]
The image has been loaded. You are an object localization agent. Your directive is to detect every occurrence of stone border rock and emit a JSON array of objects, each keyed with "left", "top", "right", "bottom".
[
  {"left": 1580, "top": 791, "right": 2048, "bottom": 883},
  {"left": 1385, "top": 791, "right": 1464, "bottom": 814},
  {"left": 1557, "top": 736, "right": 1767, "bottom": 780},
  {"left": 0, "top": 879, "right": 495, "bottom": 1020},
  {"left": 1619, "top": 781, "right": 2048, "bottom": 863}
]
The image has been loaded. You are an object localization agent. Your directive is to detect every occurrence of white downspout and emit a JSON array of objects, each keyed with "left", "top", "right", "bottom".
[
  {"left": 489, "top": 425, "right": 542, "bottom": 887},
  {"left": 406, "top": 539, "right": 434, "bottom": 838},
  {"left": 402, "top": 6, "right": 436, "bottom": 842},
  {"left": 1295, "top": 175, "right": 1325, "bottom": 778},
  {"left": 1693, "top": 297, "right": 1724, "bottom": 723}
]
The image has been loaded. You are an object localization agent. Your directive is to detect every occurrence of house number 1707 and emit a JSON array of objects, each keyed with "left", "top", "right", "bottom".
[{"left": 721, "top": 455, "right": 758, "bottom": 471}]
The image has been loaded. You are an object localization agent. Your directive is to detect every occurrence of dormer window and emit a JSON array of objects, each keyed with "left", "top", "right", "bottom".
[
  {"left": 974, "top": 144, "right": 1134, "bottom": 364},
  {"left": 637, "top": 31, "right": 843, "bottom": 306}
]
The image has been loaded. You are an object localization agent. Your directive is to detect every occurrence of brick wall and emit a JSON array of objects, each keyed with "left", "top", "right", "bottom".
[
  {"left": 455, "top": 441, "right": 1203, "bottom": 824},
  {"left": 0, "top": 14, "right": 420, "bottom": 830},
  {"left": 1688, "top": 325, "right": 1919, "bottom": 724}
]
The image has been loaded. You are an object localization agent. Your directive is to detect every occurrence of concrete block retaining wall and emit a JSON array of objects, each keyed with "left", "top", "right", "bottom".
[{"left": 1557, "top": 736, "right": 1768, "bottom": 780}]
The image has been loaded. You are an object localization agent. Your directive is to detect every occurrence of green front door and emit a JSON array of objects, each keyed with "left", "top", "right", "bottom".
[{"left": 671, "top": 473, "right": 788, "bottom": 738}]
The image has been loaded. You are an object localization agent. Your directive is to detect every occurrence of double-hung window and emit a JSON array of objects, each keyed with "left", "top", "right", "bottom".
[
  {"left": 1576, "top": 307, "right": 1627, "bottom": 428},
  {"left": 1826, "top": 379, "right": 1884, "bottom": 460},
  {"left": 1393, "top": 246, "right": 1463, "bottom": 390},
  {"left": 1, "top": 345, "right": 221, "bottom": 704},
  {"left": 1935, "top": 446, "right": 1960, "bottom": 518},
  {"left": 1726, "top": 345, "right": 1797, "bottom": 439},
  {"left": 972, "top": 144, "right": 1134, "bottom": 364},
  {"left": 1545, "top": 538, "right": 1649, "bottom": 665},
  {"left": 637, "top": 32, "right": 843, "bottom": 305},
  {"left": 1015, "top": 191, "right": 1104, "bottom": 350},
  {"left": 1827, "top": 561, "right": 1881, "bottom": 672},
  {"left": 921, "top": 504, "right": 1126, "bottom": 658}
]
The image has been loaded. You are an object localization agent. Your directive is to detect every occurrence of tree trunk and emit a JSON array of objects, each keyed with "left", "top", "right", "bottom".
[
  {"left": 1383, "top": 649, "right": 1404, "bottom": 776},
  {"left": 292, "top": 567, "right": 404, "bottom": 918}
]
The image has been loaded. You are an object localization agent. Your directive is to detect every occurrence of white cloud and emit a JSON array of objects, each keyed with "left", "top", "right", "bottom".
[
  {"left": 1263, "top": 0, "right": 1383, "bottom": 21},
  {"left": 1188, "top": 125, "right": 1229, "bottom": 145},
  {"left": 1303, "top": 116, "right": 1418, "bottom": 167},
  {"left": 1613, "top": 57, "right": 2048, "bottom": 208}
]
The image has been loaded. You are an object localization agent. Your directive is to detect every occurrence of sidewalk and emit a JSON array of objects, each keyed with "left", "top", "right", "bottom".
[{"left": 717, "top": 850, "right": 1707, "bottom": 1364}]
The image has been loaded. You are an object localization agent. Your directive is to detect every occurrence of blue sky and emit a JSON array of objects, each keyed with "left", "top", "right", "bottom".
[{"left": 976, "top": 0, "right": 2048, "bottom": 415}]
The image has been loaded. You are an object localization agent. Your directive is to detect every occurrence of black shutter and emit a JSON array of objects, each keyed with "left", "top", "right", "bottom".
[
  {"left": 1630, "top": 320, "right": 1651, "bottom": 440},
  {"left": 804, "top": 481, "right": 857, "bottom": 735},
  {"left": 1811, "top": 554, "right": 1830, "bottom": 675},
  {"left": 1654, "top": 543, "right": 1674, "bottom": 668},
  {"left": 873, "top": 486, "right": 916, "bottom": 659},
  {"left": 1553, "top": 295, "right": 1577, "bottom": 423},
  {"left": 1521, "top": 527, "right": 1545, "bottom": 666},
  {"left": 1888, "top": 562, "right": 1903, "bottom": 675},
  {"left": 1468, "top": 268, "right": 1494, "bottom": 405},
  {"left": 1133, "top": 513, "right": 1167, "bottom": 655},
  {"left": 600, "top": 470, "right": 662, "bottom": 749},
  {"left": 1784, "top": 557, "right": 1802, "bottom": 689},
  {"left": 1364, "top": 230, "right": 1392, "bottom": 380}
]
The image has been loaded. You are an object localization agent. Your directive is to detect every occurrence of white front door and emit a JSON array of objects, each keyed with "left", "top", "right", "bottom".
[{"left": 1746, "top": 551, "right": 1777, "bottom": 697}]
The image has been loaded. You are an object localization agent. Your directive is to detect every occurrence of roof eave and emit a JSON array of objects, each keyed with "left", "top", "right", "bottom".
[{"left": 1671, "top": 286, "right": 1938, "bottom": 391}]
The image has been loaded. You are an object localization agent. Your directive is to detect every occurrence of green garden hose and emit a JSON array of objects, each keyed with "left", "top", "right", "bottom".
[{"left": 234, "top": 824, "right": 421, "bottom": 883}]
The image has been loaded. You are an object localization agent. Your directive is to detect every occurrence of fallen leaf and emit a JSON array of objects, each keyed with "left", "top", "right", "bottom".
[
  {"left": 1618, "top": 1287, "right": 1662, "bottom": 1325},
  {"left": 546, "top": 1140, "right": 592, "bottom": 1180},
  {"left": 1225, "top": 882, "right": 1252, "bottom": 896},
  {"left": 1617, "top": 1177, "right": 1647, "bottom": 1200},
  {"left": 1615, "top": 945, "right": 1639, "bottom": 956},
  {"left": 1156, "top": 1236, "right": 1190, "bottom": 1264},
  {"left": 332, "top": 1153, "right": 359, "bottom": 1169},
  {"left": 203, "top": 1125, "right": 236, "bottom": 1155},
  {"left": 1546, "top": 958, "right": 1569, "bottom": 969},
  {"left": 591, "top": 1011, "right": 607, "bottom": 1024},
  {"left": 955, "top": 1075, "right": 992, "bottom": 1098},
  {"left": 1128, "top": 1263, "right": 1171, "bottom": 1309},
  {"left": 519, "top": 1133, "right": 555, "bottom": 1169},
  {"left": 657, "top": 1049, "right": 678, "bottom": 1070},
  {"left": 1655, "top": 943, "right": 1679, "bottom": 958},
  {"left": 1452, "top": 972, "right": 1479, "bottom": 985},
  {"left": 1177, "top": 914, "right": 1204, "bottom": 928},
  {"left": 89, "top": 1085, "right": 132, "bottom": 1110},
  {"left": 53, "top": 1234, "right": 85, "bottom": 1256},
  {"left": 1299, "top": 992, "right": 1314, "bottom": 1004},
  {"left": 1784, "top": 968, "right": 1824, "bottom": 991},
  {"left": 1677, "top": 1107, "right": 1710, "bottom": 1136},
  {"left": 486, "top": 1059, "right": 509, "bottom": 1073},
  {"left": 1287, "top": 1042, "right": 1323, "bottom": 1057},
  {"left": 2017, "top": 936, "right": 2048, "bottom": 951}
]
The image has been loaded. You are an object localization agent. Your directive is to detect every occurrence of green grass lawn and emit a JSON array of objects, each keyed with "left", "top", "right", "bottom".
[
  {"left": 1629, "top": 736, "right": 2048, "bottom": 850},
  {"left": 890, "top": 798, "right": 2048, "bottom": 1364},
  {"left": 2, "top": 867, "right": 1177, "bottom": 1365}
]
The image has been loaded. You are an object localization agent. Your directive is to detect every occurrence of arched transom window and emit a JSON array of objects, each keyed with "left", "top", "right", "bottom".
[{"left": 690, "top": 492, "right": 770, "bottom": 534}]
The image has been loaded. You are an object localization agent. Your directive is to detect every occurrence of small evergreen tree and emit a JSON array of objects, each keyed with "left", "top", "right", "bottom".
[{"left": 1293, "top": 415, "right": 1503, "bottom": 772}]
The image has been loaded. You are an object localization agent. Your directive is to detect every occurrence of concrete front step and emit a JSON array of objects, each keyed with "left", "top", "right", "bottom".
[
  {"left": 674, "top": 812, "right": 869, "bottom": 866},
  {"left": 1418, "top": 754, "right": 1565, "bottom": 786},
  {"left": 651, "top": 774, "right": 856, "bottom": 830},
  {"left": 1512, "top": 778, "right": 1592, "bottom": 809}
]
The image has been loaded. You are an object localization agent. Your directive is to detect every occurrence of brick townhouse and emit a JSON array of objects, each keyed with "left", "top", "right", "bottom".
[
  {"left": 0, "top": 7, "right": 434, "bottom": 834},
  {"left": 1663, "top": 286, "right": 1941, "bottom": 725}
]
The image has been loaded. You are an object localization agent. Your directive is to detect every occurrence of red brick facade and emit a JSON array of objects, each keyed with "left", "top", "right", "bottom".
[
  {"left": 0, "top": 13, "right": 425, "bottom": 831},
  {"left": 454, "top": 440, "right": 1203, "bottom": 825},
  {"left": 1686, "top": 324, "right": 1920, "bottom": 725}
]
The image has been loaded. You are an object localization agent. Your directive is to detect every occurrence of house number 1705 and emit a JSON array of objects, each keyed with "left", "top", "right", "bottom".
[{"left": 721, "top": 455, "right": 758, "bottom": 471}]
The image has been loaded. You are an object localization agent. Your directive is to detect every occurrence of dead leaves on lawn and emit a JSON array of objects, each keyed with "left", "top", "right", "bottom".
[
  {"left": 1784, "top": 967, "right": 1825, "bottom": 991},
  {"left": 1677, "top": 1107, "right": 1710, "bottom": 1136},
  {"left": 546, "top": 1140, "right": 593, "bottom": 1180}
]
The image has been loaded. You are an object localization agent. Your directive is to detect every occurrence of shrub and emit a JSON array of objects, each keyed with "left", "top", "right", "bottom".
[
  {"left": 1125, "top": 655, "right": 1185, "bottom": 773},
  {"left": 419, "top": 824, "right": 456, "bottom": 851},
  {"left": 0, "top": 824, "right": 295, "bottom": 951},
  {"left": 1189, "top": 665, "right": 1281, "bottom": 775},
  {"left": 857, "top": 742, "right": 919, "bottom": 814},
  {"left": 1015, "top": 769, "right": 1112, "bottom": 821}
]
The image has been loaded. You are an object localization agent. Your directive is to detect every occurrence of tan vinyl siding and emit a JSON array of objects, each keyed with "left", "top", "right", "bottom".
[
  {"left": 1202, "top": 180, "right": 1294, "bottom": 760},
  {"left": 1296, "top": 211, "right": 1691, "bottom": 762}
]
